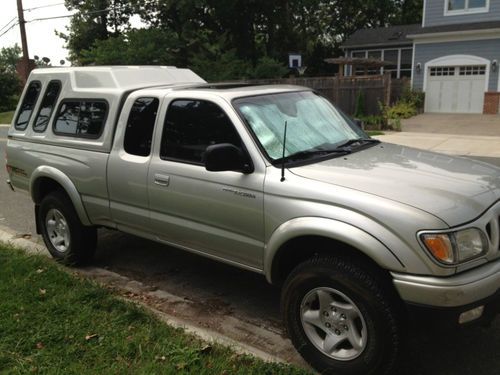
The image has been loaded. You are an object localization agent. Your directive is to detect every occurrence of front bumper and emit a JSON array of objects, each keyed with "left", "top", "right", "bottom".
[
  {"left": 391, "top": 259, "right": 500, "bottom": 308},
  {"left": 406, "top": 289, "right": 499, "bottom": 327}
]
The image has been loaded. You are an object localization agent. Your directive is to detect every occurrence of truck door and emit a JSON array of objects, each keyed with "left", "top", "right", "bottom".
[
  {"left": 107, "top": 95, "right": 159, "bottom": 233},
  {"left": 147, "top": 95, "right": 266, "bottom": 270}
]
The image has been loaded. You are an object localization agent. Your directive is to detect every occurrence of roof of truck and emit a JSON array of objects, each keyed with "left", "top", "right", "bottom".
[{"left": 133, "top": 82, "right": 311, "bottom": 101}]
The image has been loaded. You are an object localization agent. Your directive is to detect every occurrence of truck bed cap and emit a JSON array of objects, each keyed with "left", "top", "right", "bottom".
[{"left": 30, "top": 66, "right": 206, "bottom": 91}]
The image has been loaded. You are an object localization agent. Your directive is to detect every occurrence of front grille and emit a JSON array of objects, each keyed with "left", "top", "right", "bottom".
[{"left": 484, "top": 216, "right": 499, "bottom": 255}]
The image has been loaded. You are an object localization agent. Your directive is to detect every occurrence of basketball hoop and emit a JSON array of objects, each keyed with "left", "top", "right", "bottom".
[{"left": 296, "top": 66, "right": 307, "bottom": 76}]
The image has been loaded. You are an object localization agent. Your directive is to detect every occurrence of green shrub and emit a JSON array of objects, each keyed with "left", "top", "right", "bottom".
[
  {"left": 400, "top": 85, "right": 425, "bottom": 110},
  {"left": 386, "top": 101, "right": 417, "bottom": 120},
  {"left": 358, "top": 114, "right": 385, "bottom": 130},
  {"left": 354, "top": 91, "right": 365, "bottom": 118}
]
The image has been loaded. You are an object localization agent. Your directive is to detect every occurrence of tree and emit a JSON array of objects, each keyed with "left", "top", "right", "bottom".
[
  {"left": 80, "top": 28, "right": 181, "bottom": 65},
  {"left": 34, "top": 56, "right": 52, "bottom": 67},
  {"left": 0, "top": 45, "right": 22, "bottom": 112},
  {"left": 397, "top": 0, "right": 423, "bottom": 24},
  {"left": 59, "top": 0, "right": 422, "bottom": 77},
  {"left": 57, "top": 0, "right": 133, "bottom": 64}
]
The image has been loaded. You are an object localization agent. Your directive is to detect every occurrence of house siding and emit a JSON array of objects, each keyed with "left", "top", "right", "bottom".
[
  {"left": 425, "top": 0, "right": 500, "bottom": 27},
  {"left": 413, "top": 39, "right": 500, "bottom": 91}
]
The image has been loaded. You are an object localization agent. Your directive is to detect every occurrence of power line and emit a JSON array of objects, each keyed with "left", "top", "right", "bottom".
[
  {"left": 0, "top": 21, "right": 19, "bottom": 39},
  {"left": 24, "top": 2, "right": 66, "bottom": 12},
  {"left": 0, "top": 16, "right": 18, "bottom": 34},
  {"left": 26, "top": 6, "right": 130, "bottom": 23}
]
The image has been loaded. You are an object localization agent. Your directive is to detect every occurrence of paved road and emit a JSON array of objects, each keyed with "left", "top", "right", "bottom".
[{"left": 1, "top": 127, "right": 499, "bottom": 374}]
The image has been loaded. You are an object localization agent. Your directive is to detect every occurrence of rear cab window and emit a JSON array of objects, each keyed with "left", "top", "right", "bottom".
[
  {"left": 33, "top": 80, "right": 62, "bottom": 133},
  {"left": 15, "top": 81, "right": 42, "bottom": 131},
  {"left": 53, "top": 100, "right": 108, "bottom": 138},
  {"left": 124, "top": 97, "right": 159, "bottom": 156}
]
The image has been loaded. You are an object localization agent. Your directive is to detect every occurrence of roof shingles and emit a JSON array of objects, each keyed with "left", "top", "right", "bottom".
[
  {"left": 342, "top": 21, "right": 500, "bottom": 49},
  {"left": 342, "top": 24, "right": 422, "bottom": 48}
]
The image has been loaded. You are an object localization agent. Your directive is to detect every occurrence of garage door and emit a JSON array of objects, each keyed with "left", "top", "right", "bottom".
[{"left": 425, "top": 65, "right": 486, "bottom": 113}]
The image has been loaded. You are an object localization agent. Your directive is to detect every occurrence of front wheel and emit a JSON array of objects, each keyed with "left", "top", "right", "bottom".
[
  {"left": 282, "top": 255, "right": 404, "bottom": 375},
  {"left": 39, "top": 191, "right": 97, "bottom": 265}
]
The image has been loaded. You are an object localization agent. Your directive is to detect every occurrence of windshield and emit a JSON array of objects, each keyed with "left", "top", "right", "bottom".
[{"left": 233, "top": 91, "right": 367, "bottom": 162}]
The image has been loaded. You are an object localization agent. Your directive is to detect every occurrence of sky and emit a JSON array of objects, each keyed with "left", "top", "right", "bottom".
[{"left": 0, "top": 1, "right": 72, "bottom": 65}]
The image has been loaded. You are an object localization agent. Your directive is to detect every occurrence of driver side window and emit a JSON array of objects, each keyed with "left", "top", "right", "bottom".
[{"left": 160, "top": 99, "right": 242, "bottom": 164}]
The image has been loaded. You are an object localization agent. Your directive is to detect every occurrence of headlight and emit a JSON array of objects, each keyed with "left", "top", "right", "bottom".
[{"left": 421, "top": 228, "right": 488, "bottom": 265}]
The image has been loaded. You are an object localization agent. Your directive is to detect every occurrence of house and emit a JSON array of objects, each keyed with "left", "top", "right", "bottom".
[{"left": 342, "top": 0, "right": 500, "bottom": 114}]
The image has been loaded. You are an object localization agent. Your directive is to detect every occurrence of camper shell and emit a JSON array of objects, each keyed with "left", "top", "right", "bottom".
[{"left": 8, "top": 66, "right": 206, "bottom": 152}]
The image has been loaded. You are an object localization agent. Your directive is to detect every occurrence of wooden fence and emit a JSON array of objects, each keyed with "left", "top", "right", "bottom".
[{"left": 245, "top": 75, "right": 409, "bottom": 116}]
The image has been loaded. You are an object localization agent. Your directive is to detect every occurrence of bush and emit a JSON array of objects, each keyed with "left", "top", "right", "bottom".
[
  {"left": 0, "top": 76, "right": 20, "bottom": 112},
  {"left": 400, "top": 85, "right": 425, "bottom": 110},
  {"left": 358, "top": 115, "right": 385, "bottom": 130},
  {"left": 385, "top": 101, "right": 417, "bottom": 120},
  {"left": 354, "top": 91, "right": 365, "bottom": 118}
]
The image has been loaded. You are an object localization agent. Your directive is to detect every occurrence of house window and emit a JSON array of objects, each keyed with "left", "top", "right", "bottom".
[
  {"left": 367, "top": 51, "right": 382, "bottom": 74},
  {"left": 459, "top": 65, "right": 486, "bottom": 75},
  {"left": 383, "top": 50, "right": 399, "bottom": 78},
  {"left": 399, "top": 49, "right": 413, "bottom": 78},
  {"left": 446, "top": 0, "right": 488, "bottom": 14},
  {"left": 351, "top": 51, "right": 367, "bottom": 75},
  {"left": 350, "top": 48, "right": 413, "bottom": 78},
  {"left": 430, "top": 67, "right": 456, "bottom": 76}
]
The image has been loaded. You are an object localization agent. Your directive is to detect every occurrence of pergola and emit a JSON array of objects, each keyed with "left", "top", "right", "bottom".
[{"left": 324, "top": 57, "right": 394, "bottom": 77}]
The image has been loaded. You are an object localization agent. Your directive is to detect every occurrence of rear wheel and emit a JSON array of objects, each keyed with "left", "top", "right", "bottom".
[
  {"left": 282, "top": 255, "right": 404, "bottom": 375},
  {"left": 39, "top": 191, "right": 97, "bottom": 265}
]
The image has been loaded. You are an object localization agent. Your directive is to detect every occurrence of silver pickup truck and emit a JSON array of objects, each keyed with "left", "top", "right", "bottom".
[{"left": 5, "top": 66, "right": 500, "bottom": 375}]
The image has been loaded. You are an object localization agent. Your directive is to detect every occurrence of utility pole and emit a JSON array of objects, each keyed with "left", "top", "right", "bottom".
[{"left": 16, "top": 0, "right": 30, "bottom": 83}]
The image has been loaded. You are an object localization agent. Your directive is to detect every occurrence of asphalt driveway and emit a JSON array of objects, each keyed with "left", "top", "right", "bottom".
[{"left": 402, "top": 114, "right": 500, "bottom": 136}]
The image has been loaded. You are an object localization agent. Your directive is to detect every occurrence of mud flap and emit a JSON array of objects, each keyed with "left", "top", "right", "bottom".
[{"left": 34, "top": 205, "right": 41, "bottom": 234}]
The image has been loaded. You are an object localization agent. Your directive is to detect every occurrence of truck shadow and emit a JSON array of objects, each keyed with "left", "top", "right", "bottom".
[{"left": 95, "top": 230, "right": 499, "bottom": 375}]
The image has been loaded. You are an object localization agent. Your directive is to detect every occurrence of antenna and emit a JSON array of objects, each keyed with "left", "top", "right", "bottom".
[{"left": 280, "top": 121, "right": 288, "bottom": 182}]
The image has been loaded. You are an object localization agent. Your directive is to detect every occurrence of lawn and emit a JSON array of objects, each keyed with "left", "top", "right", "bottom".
[
  {"left": 0, "top": 111, "right": 14, "bottom": 124},
  {"left": 0, "top": 246, "right": 308, "bottom": 374},
  {"left": 366, "top": 130, "right": 385, "bottom": 136}
]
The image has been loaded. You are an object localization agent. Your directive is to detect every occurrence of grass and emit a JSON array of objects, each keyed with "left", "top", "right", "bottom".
[
  {"left": 366, "top": 130, "right": 385, "bottom": 136},
  {"left": 0, "top": 246, "right": 309, "bottom": 375},
  {"left": 0, "top": 111, "right": 14, "bottom": 124}
]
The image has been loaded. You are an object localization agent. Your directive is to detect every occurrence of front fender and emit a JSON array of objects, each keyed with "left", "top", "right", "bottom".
[
  {"left": 30, "top": 166, "right": 91, "bottom": 226},
  {"left": 264, "top": 217, "right": 406, "bottom": 283}
]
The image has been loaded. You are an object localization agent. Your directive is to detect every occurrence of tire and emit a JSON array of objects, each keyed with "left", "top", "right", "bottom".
[
  {"left": 282, "top": 255, "right": 404, "bottom": 375},
  {"left": 38, "top": 191, "right": 97, "bottom": 265}
]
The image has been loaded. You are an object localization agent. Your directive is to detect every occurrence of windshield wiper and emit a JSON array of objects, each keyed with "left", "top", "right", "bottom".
[
  {"left": 277, "top": 148, "right": 351, "bottom": 163},
  {"left": 336, "top": 138, "right": 380, "bottom": 149}
]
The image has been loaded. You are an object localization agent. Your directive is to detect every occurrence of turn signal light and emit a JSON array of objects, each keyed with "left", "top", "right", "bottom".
[{"left": 422, "top": 234, "right": 454, "bottom": 264}]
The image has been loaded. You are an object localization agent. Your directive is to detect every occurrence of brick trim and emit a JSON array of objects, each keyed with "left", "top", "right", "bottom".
[{"left": 483, "top": 92, "right": 500, "bottom": 114}]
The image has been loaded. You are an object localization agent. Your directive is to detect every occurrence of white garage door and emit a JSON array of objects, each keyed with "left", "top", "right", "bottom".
[{"left": 425, "top": 65, "right": 486, "bottom": 113}]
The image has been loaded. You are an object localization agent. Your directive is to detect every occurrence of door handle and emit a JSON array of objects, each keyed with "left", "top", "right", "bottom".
[{"left": 154, "top": 174, "right": 170, "bottom": 187}]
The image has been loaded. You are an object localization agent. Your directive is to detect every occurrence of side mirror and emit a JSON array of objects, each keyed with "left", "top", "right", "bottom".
[{"left": 204, "top": 143, "right": 253, "bottom": 173}]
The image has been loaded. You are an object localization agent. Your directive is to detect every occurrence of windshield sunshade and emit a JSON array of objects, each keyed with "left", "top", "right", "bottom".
[{"left": 234, "top": 91, "right": 366, "bottom": 162}]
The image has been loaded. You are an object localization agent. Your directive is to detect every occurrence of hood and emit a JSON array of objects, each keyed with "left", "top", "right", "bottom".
[{"left": 291, "top": 143, "right": 500, "bottom": 226}]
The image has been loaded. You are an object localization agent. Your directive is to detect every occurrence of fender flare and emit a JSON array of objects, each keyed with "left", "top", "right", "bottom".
[
  {"left": 30, "top": 166, "right": 91, "bottom": 226},
  {"left": 264, "top": 217, "right": 405, "bottom": 284}
]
